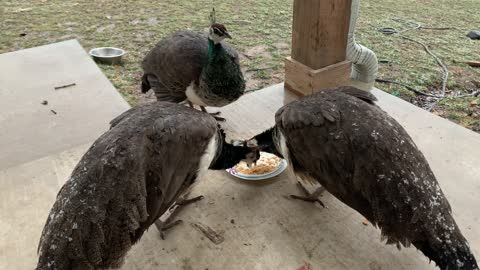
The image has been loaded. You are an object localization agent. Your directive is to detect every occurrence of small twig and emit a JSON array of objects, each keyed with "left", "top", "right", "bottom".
[
  {"left": 453, "top": 60, "right": 480, "bottom": 68},
  {"left": 241, "top": 53, "right": 253, "bottom": 60},
  {"left": 50, "top": 109, "right": 57, "bottom": 115},
  {"left": 290, "top": 182, "right": 326, "bottom": 208},
  {"left": 245, "top": 66, "right": 275, "bottom": 72},
  {"left": 54, "top": 83, "right": 76, "bottom": 90},
  {"left": 229, "top": 19, "right": 252, "bottom": 25},
  {"left": 421, "top": 27, "right": 458, "bottom": 31},
  {"left": 161, "top": 220, "right": 183, "bottom": 231},
  {"left": 176, "top": 195, "right": 204, "bottom": 206},
  {"left": 289, "top": 195, "right": 326, "bottom": 208},
  {"left": 191, "top": 222, "right": 225, "bottom": 245}
]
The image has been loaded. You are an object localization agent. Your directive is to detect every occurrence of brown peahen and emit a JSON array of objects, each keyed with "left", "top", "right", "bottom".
[
  {"left": 141, "top": 9, "right": 245, "bottom": 121},
  {"left": 36, "top": 102, "right": 258, "bottom": 269},
  {"left": 249, "top": 86, "right": 478, "bottom": 270}
]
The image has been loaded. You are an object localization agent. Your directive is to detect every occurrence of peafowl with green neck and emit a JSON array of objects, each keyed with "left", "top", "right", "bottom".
[{"left": 141, "top": 9, "right": 245, "bottom": 121}]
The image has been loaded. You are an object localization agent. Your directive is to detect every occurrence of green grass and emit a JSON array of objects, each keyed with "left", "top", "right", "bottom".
[{"left": 1, "top": 0, "right": 479, "bottom": 131}]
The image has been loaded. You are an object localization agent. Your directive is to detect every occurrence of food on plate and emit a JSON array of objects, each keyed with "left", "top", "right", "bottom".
[{"left": 233, "top": 152, "right": 282, "bottom": 175}]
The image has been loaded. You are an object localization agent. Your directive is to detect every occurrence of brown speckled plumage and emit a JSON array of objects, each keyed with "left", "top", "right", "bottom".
[
  {"left": 253, "top": 87, "right": 478, "bottom": 270},
  {"left": 36, "top": 102, "right": 256, "bottom": 269}
]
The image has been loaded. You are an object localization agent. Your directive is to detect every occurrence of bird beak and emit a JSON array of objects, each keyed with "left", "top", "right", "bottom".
[
  {"left": 224, "top": 31, "right": 232, "bottom": 39},
  {"left": 246, "top": 139, "right": 258, "bottom": 148}
]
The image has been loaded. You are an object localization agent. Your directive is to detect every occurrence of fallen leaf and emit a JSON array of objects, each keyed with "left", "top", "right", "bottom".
[
  {"left": 297, "top": 263, "right": 311, "bottom": 270},
  {"left": 13, "top": 8, "right": 32, "bottom": 13}
]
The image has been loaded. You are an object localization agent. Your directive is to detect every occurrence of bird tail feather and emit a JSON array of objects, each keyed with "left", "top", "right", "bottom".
[{"left": 415, "top": 240, "right": 479, "bottom": 270}]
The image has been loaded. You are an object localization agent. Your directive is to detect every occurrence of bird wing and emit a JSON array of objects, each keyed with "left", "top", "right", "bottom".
[
  {"left": 275, "top": 88, "right": 379, "bottom": 193},
  {"left": 138, "top": 105, "right": 218, "bottom": 231},
  {"left": 142, "top": 31, "right": 209, "bottom": 102},
  {"left": 37, "top": 103, "right": 218, "bottom": 268},
  {"left": 108, "top": 105, "right": 143, "bottom": 129},
  {"left": 335, "top": 86, "right": 378, "bottom": 104},
  {"left": 275, "top": 91, "right": 348, "bottom": 187}
]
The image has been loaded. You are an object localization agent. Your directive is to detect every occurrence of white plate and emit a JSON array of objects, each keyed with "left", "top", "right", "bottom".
[{"left": 226, "top": 160, "right": 288, "bottom": 180}]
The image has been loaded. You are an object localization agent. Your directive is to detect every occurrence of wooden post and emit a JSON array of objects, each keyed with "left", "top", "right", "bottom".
[{"left": 285, "top": 0, "right": 352, "bottom": 96}]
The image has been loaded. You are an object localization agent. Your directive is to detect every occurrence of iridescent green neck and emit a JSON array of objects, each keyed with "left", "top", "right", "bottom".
[{"left": 207, "top": 38, "right": 221, "bottom": 63}]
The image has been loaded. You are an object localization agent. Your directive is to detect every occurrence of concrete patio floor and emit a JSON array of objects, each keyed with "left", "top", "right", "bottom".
[
  {"left": 0, "top": 41, "right": 479, "bottom": 269},
  {"left": 0, "top": 40, "right": 130, "bottom": 170}
]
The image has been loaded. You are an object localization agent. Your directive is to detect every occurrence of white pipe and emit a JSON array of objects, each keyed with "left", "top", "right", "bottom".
[{"left": 346, "top": 0, "right": 378, "bottom": 91}]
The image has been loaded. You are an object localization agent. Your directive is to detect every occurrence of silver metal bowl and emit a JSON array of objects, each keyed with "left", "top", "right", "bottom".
[{"left": 89, "top": 47, "right": 125, "bottom": 65}]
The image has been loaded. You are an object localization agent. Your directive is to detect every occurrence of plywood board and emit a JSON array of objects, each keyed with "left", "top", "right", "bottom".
[{"left": 285, "top": 57, "right": 352, "bottom": 96}]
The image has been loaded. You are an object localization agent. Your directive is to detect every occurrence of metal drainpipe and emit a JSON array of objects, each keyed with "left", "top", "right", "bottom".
[{"left": 346, "top": 0, "right": 378, "bottom": 91}]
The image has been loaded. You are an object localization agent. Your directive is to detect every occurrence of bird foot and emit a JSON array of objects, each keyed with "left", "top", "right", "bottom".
[
  {"left": 176, "top": 195, "right": 204, "bottom": 206},
  {"left": 155, "top": 219, "right": 184, "bottom": 240},
  {"left": 289, "top": 182, "right": 326, "bottom": 208},
  {"left": 289, "top": 194, "right": 326, "bottom": 208},
  {"left": 199, "top": 106, "right": 226, "bottom": 122},
  {"left": 206, "top": 111, "right": 225, "bottom": 122},
  {"left": 212, "top": 115, "right": 226, "bottom": 122},
  {"left": 155, "top": 195, "right": 204, "bottom": 240}
]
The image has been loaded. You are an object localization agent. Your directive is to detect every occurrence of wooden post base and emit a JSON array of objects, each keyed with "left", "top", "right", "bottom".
[{"left": 284, "top": 57, "right": 352, "bottom": 96}]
